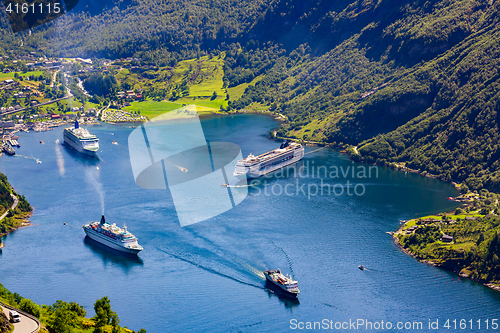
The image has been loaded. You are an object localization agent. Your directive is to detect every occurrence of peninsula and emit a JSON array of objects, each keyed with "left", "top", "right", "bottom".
[
  {"left": 394, "top": 190, "right": 500, "bottom": 291},
  {"left": 0, "top": 171, "right": 32, "bottom": 248}
]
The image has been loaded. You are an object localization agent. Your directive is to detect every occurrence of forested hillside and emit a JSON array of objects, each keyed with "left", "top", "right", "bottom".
[
  {"left": 1, "top": 0, "right": 500, "bottom": 191},
  {"left": 232, "top": 0, "right": 500, "bottom": 192},
  {"left": 0, "top": 172, "right": 31, "bottom": 236},
  {"left": 0, "top": 0, "right": 268, "bottom": 61}
]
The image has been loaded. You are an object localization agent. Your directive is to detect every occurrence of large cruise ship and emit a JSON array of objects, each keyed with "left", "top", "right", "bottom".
[
  {"left": 234, "top": 141, "right": 304, "bottom": 179},
  {"left": 83, "top": 216, "right": 143, "bottom": 254},
  {"left": 63, "top": 121, "right": 99, "bottom": 156},
  {"left": 264, "top": 269, "right": 300, "bottom": 297}
]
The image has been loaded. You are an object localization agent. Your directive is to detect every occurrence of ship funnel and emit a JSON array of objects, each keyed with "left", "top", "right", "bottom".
[
  {"left": 75, "top": 120, "right": 79, "bottom": 129},
  {"left": 279, "top": 140, "right": 289, "bottom": 149},
  {"left": 100, "top": 215, "right": 105, "bottom": 224}
]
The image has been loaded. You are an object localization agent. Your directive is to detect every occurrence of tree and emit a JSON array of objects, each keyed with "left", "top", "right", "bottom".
[
  {"left": 480, "top": 207, "right": 490, "bottom": 215},
  {"left": 68, "top": 302, "right": 86, "bottom": 317},
  {"left": 19, "top": 298, "right": 41, "bottom": 318},
  {"left": 93, "top": 296, "right": 118, "bottom": 328},
  {"left": 111, "top": 314, "right": 120, "bottom": 333},
  {"left": 211, "top": 91, "right": 217, "bottom": 100},
  {"left": 477, "top": 232, "right": 485, "bottom": 245},
  {"left": 47, "top": 300, "right": 78, "bottom": 333},
  {"left": 460, "top": 185, "right": 469, "bottom": 194}
]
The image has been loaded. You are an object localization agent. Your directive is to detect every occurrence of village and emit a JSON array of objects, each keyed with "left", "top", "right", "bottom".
[{"left": 0, "top": 53, "right": 150, "bottom": 154}]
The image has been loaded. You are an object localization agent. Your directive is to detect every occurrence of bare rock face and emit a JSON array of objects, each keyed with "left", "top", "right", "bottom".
[{"left": 0, "top": 311, "right": 12, "bottom": 333}]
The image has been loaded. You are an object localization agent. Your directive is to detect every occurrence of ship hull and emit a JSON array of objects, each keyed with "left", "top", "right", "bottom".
[
  {"left": 63, "top": 130, "right": 98, "bottom": 157},
  {"left": 264, "top": 274, "right": 299, "bottom": 298},
  {"left": 84, "top": 228, "right": 142, "bottom": 254}
]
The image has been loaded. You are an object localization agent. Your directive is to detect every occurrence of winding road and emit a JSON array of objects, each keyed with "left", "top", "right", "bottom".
[
  {"left": 0, "top": 302, "right": 39, "bottom": 333},
  {"left": 0, "top": 194, "right": 18, "bottom": 221},
  {"left": 0, "top": 196, "right": 39, "bottom": 332}
]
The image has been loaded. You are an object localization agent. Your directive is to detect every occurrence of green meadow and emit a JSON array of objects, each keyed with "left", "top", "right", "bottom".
[
  {"left": 123, "top": 100, "right": 183, "bottom": 118},
  {"left": 116, "top": 54, "right": 229, "bottom": 117},
  {"left": 0, "top": 71, "right": 44, "bottom": 80},
  {"left": 227, "top": 74, "right": 264, "bottom": 102}
]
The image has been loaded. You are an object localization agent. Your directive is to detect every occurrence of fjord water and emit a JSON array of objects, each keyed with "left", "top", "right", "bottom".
[{"left": 1, "top": 114, "right": 499, "bottom": 332}]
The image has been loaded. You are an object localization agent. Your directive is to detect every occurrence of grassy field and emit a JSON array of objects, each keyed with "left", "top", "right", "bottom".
[
  {"left": 227, "top": 74, "right": 264, "bottom": 102},
  {"left": 114, "top": 54, "right": 228, "bottom": 115},
  {"left": 123, "top": 100, "right": 183, "bottom": 118},
  {"left": 245, "top": 102, "right": 269, "bottom": 111},
  {"left": 0, "top": 71, "right": 44, "bottom": 80},
  {"left": 176, "top": 97, "right": 227, "bottom": 110},
  {"left": 400, "top": 213, "right": 486, "bottom": 231},
  {"left": 122, "top": 99, "right": 221, "bottom": 119}
]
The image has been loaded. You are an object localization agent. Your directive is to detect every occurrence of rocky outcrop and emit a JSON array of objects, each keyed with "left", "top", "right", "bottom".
[{"left": 0, "top": 311, "right": 12, "bottom": 333}]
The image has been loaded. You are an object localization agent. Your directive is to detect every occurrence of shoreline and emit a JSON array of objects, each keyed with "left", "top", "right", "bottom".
[
  {"left": 0, "top": 211, "right": 33, "bottom": 249},
  {"left": 393, "top": 219, "right": 500, "bottom": 292}
]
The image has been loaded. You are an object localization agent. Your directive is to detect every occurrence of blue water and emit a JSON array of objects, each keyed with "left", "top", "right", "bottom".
[{"left": 1, "top": 114, "right": 500, "bottom": 332}]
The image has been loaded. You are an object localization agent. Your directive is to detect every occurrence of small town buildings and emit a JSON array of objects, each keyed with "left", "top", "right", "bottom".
[
  {"left": 441, "top": 235, "right": 454, "bottom": 243},
  {"left": 0, "top": 121, "right": 15, "bottom": 127}
]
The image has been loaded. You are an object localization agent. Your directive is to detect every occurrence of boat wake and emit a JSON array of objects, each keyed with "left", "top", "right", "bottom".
[
  {"left": 222, "top": 181, "right": 260, "bottom": 188},
  {"left": 155, "top": 227, "right": 267, "bottom": 289},
  {"left": 164, "top": 159, "right": 188, "bottom": 172},
  {"left": 272, "top": 242, "right": 295, "bottom": 277},
  {"left": 14, "top": 154, "right": 41, "bottom": 164},
  {"left": 157, "top": 248, "right": 264, "bottom": 289}
]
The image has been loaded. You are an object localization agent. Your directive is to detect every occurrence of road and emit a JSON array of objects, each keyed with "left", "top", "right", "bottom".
[
  {"left": 0, "top": 194, "right": 18, "bottom": 221},
  {"left": 1, "top": 303, "right": 39, "bottom": 333},
  {"left": 50, "top": 69, "right": 60, "bottom": 88},
  {"left": 0, "top": 94, "right": 72, "bottom": 117}
]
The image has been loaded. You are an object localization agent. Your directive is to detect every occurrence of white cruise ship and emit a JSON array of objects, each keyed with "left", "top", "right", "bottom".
[
  {"left": 83, "top": 216, "right": 143, "bottom": 254},
  {"left": 234, "top": 141, "right": 304, "bottom": 179},
  {"left": 63, "top": 121, "right": 99, "bottom": 156}
]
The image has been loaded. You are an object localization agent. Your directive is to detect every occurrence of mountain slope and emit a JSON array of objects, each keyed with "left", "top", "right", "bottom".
[
  {"left": 0, "top": 0, "right": 268, "bottom": 59},
  {"left": 229, "top": 0, "right": 500, "bottom": 191}
]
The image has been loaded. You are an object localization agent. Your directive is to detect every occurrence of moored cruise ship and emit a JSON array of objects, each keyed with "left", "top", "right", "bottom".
[
  {"left": 63, "top": 121, "right": 99, "bottom": 156},
  {"left": 234, "top": 141, "right": 304, "bottom": 179},
  {"left": 264, "top": 269, "right": 300, "bottom": 297},
  {"left": 83, "top": 216, "right": 143, "bottom": 254}
]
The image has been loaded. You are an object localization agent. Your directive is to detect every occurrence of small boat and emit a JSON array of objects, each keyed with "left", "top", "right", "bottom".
[
  {"left": 2, "top": 143, "right": 15, "bottom": 155},
  {"left": 112, "top": 141, "right": 117, "bottom": 145},
  {"left": 447, "top": 197, "right": 455, "bottom": 201},
  {"left": 36, "top": 160, "right": 41, "bottom": 164},
  {"left": 358, "top": 265, "right": 365, "bottom": 270},
  {"left": 263, "top": 269, "right": 299, "bottom": 298},
  {"left": 40, "top": 140, "right": 43, "bottom": 144}
]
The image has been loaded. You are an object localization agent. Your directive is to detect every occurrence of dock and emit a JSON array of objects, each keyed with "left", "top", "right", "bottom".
[{"left": 7, "top": 139, "right": 20, "bottom": 147}]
